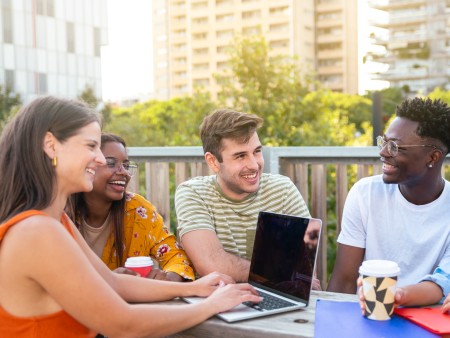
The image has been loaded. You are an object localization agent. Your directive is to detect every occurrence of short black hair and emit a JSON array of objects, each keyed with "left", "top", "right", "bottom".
[{"left": 396, "top": 97, "right": 450, "bottom": 154}]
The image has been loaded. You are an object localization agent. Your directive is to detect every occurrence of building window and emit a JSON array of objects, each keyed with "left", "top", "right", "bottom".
[
  {"left": 67, "top": 22, "right": 75, "bottom": 53},
  {"left": 175, "top": 71, "right": 187, "bottom": 78},
  {"left": 216, "top": 45, "right": 229, "bottom": 53},
  {"left": 2, "top": 6, "right": 13, "bottom": 43},
  {"left": 269, "top": 6, "right": 288, "bottom": 16},
  {"left": 47, "top": 0, "right": 55, "bottom": 16},
  {"left": 175, "top": 57, "right": 187, "bottom": 64},
  {"left": 216, "top": 14, "right": 234, "bottom": 23},
  {"left": 37, "top": 0, "right": 45, "bottom": 15},
  {"left": 193, "top": 63, "right": 209, "bottom": 71},
  {"left": 243, "top": 26, "right": 261, "bottom": 35},
  {"left": 216, "top": 0, "right": 233, "bottom": 7},
  {"left": 4, "top": 70, "right": 15, "bottom": 91},
  {"left": 191, "top": 1, "right": 207, "bottom": 9},
  {"left": 270, "top": 23, "right": 289, "bottom": 33},
  {"left": 193, "top": 78, "right": 209, "bottom": 86},
  {"left": 192, "top": 17, "right": 208, "bottom": 25},
  {"left": 37, "top": 0, "right": 55, "bottom": 17},
  {"left": 193, "top": 32, "right": 208, "bottom": 40},
  {"left": 94, "top": 27, "right": 101, "bottom": 57},
  {"left": 193, "top": 48, "right": 208, "bottom": 55},
  {"left": 270, "top": 39, "right": 289, "bottom": 49},
  {"left": 38, "top": 73, "right": 48, "bottom": 94},
  {"left": 217, "top": 30, "right": 233, "bottom": 39},
  {"left": 242, "top": 10, "right": 261, "bottom": 19},
  {"left": 217, "top": 61, "right": 228, "bottom": 70}
]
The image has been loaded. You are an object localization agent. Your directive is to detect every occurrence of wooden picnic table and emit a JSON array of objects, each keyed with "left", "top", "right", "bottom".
[{"left": 163, "top": 290, "right": 358, "bottom": 338}]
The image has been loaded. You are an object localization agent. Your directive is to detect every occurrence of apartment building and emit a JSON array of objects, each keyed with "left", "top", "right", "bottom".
[
  {"left": 367, "top": 0, "right": 450, "bottom": 94},
  {"left": 152, "top": 0, "right": 358, "bottom": 100},
  {"left": 0, "top": 0, "right": 108, "bottom": 102}
]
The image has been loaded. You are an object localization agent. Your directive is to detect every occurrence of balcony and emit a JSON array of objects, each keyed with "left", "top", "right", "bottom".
[
  {"left": 126, "top": 146, "right": 450, "bottom": 286},
  {"left": 368, "top": 0, "right": 426, "bottom": 11}
]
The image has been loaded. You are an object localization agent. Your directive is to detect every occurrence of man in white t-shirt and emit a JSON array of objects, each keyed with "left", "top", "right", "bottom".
[{"left": 328, "top": 97, "right": 450, "bottom": 309}]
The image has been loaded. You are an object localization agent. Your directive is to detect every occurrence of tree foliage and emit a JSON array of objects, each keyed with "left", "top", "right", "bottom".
[
  {"left": 214, "top": 35, "right": 372, "bottom": 147},
  {"left": 0, "top": 85, "right": 22, "bottom": 132},
  {"left": 364, "top": 87, "right": 405, "bottom": 124},
  {"left": 215, "top": 35, "right": 315, "bottom": 143},
  {"left": 78, "top": 85, "right": 112, "bottom": 126},
  {"left": 106, "top": 91, "right": 216, "bottom": 146},
  {"left": 428, "top": 87, "right": 450, "bottom": 104}
]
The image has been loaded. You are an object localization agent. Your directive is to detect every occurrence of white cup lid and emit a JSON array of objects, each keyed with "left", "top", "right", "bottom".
[
  {"left": 359, "top": 260, "right": 400, "bottom": 277},
  {"left": 124, "top": 256, "right": 153, "bottom": 267}
]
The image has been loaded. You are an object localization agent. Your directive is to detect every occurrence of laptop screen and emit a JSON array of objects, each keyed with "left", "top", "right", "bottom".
[{"left": 249, "top": 212, "right": 322, "bottom": 302}]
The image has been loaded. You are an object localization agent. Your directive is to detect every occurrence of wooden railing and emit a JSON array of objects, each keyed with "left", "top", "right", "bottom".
[{"left": 128, "top": 146, "right": 450, "bottom": 287}]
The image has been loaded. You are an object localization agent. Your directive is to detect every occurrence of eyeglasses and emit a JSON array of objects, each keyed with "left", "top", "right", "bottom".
[
  {"left": 376, "top": 136, "right": 442, "bottom": 157},
  {"left": 105, "top": 158, "right": 138, "bottom": 176}
]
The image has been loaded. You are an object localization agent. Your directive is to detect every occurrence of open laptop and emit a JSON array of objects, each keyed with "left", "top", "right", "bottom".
[{"left": 182, "top": 211, "right": 322, "bottom": 322}]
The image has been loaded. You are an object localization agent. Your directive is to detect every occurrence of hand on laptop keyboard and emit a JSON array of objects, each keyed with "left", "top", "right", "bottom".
[{"left": 243, "top": 290, "right": 297, "bottom": 311}]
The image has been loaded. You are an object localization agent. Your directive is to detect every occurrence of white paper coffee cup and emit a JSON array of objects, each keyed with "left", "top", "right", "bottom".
[{"left": 124, "top": 256, "right": 153, "bottom": 277}]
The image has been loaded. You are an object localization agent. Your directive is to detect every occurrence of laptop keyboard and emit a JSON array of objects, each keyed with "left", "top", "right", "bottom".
[{"left": 243, "top": 289, "right": 297, "bottom": 312}]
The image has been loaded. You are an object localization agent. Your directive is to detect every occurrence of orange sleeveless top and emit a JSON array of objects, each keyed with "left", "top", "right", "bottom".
[{"left": 0, "top": 210, "right": 96, "bottom": 338}]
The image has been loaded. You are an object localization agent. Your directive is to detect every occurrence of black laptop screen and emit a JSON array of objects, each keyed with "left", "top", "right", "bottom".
[{"left": 249, "top": 212, "right": 321, "bottom": 302}]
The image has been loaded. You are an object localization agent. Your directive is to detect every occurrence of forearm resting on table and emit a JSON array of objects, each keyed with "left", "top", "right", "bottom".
[
  {"left": 112, "top": 273, "right": 195, "bottom": 302},
  {"left": 327, "top": 273, "right": 358, "bottom": 294},
  {"left": 398, "top": 281, "right": 443, "bottom": 307},
  {"left": 195, "top": 249, "right": 250, "bottom": 282}
]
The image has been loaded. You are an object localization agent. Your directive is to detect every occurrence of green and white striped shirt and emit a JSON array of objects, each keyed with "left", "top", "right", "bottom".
[{"left": 175, "top": 174, "right": 310, "bottom": 258}]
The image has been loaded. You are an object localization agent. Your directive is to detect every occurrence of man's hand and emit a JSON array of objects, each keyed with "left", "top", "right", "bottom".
[
  {"left": 357, "top": 276, "right": 406, "bottom": 316},
  {"left": 113, "top": 267, "right": 140, "bottom": 276},
  {"left": 147, "top": 268, "right": 185, "bottom": 282}
]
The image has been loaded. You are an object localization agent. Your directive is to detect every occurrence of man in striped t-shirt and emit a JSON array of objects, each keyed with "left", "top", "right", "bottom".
[{"left": 175, "top": 109, "right": 310, "bottom": 282}]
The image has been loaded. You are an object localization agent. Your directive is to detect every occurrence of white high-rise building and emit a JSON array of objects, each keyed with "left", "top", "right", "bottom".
[
  {"left": 152, "top": 0, "right": 359, "bottom": 100},
  {"left": 0, "top": 0, "right": 108, "bottom": 102},
  {"left": 367, "top": 0, "right": 450, "bottom": 94}
]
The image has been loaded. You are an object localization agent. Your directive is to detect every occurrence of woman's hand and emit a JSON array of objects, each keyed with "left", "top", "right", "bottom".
[
  {"left": 203, "top": 282, "right": 262, "bottom": 314},
  {"left": 189, "top": 272, "right": 237, "bottom": 297}
]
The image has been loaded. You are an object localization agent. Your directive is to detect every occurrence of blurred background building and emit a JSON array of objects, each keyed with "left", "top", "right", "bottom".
[
  {"left": 366, "top": 0, "right": 450, "bottom": 94},
  {"left": 152, "top": 0, "right": 359, "bottom": 101},
  {"left": 0, "top": 0, "right": 108, "bottom": 102}
]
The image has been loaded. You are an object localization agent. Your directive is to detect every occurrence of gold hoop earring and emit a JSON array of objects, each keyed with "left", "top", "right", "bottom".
[{"left": 52, "top": 157, "right": 57, "bottom": 167}]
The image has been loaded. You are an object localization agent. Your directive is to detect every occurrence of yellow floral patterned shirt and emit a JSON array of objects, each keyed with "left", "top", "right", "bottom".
[{"left": 101, "top": 192, "right": 195, "bottom": 280}]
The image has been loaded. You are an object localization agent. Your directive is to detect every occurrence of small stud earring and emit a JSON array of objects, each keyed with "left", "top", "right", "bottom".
[
  {"left": 428, "top": 164, "right": 433, "bottom": 168},
  {"left": 52, "top": 157, "right": 57, "bottom": 167}
]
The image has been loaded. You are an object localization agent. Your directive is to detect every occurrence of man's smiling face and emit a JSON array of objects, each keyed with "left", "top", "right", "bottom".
[{"left": 213, "top": 131, "right": 264, "bottom": 201}]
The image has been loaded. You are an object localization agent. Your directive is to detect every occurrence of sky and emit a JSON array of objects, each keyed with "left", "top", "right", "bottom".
[
  {"left": 101, "top": 0, "right": 154, "bottom": 102},
  {"left": 101, "top": 0, "right": 388, "bottom": 102}
]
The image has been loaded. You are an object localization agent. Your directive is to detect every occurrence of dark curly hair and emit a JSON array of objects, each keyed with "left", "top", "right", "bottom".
[{"left": 396, "top": 97, "right": 450, "bottom": 154}]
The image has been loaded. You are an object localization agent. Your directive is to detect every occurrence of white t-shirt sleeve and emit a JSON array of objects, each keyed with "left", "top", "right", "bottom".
[{"left": 337, "top": 180, "right": 367, "bottom": 249}]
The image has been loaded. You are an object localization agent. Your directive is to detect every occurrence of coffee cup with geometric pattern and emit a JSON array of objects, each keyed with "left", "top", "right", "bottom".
[{"left": 359, "top": 260, "right": 401, "bottom": 320}]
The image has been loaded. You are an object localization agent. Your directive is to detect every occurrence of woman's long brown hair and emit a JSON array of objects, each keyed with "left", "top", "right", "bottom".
[{"left": 0, "top": 96, "right": 101, "bottom": 222}]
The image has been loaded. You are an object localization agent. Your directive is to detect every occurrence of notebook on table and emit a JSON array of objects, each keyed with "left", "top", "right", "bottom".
[
  {"left": 314, "top": 300, "right": 440, "bottom": 338},
  {"left": 394, "top": 307, "right": 450, "bottom": 335},
  {"left": 182, "top": 211, "right": 322, "bottom": 322}
]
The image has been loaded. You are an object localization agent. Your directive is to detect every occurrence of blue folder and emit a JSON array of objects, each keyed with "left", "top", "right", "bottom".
[{"left": 314, "top": 299, "right": 440, "bottom": 338}]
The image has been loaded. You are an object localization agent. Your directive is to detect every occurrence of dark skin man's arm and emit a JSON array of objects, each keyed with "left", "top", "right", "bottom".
[{"left": 327, "top": 243, "right": 365, "bottom": 294}]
